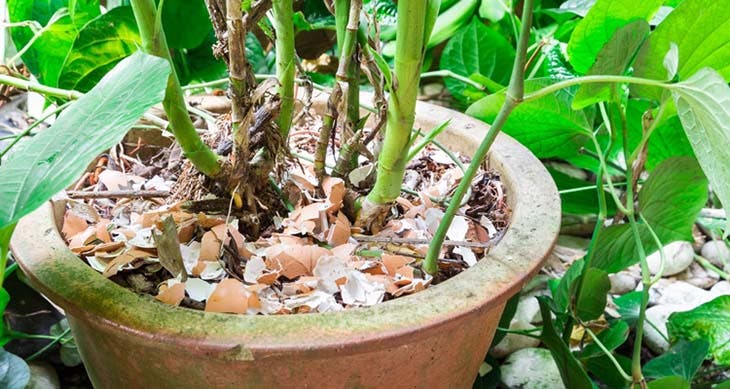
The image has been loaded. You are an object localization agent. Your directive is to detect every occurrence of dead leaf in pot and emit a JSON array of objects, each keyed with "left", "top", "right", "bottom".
[
  {"left": 205, "top": 279, "right": 248, "bottom": 314},
  {"left": 102, "top": 248, "right": 153, "bottom": 277},
  {"left": 156, "top": 281, "right": 186, "bottom": 306},
  {"left": 152, "top": 216, "right": 187, "bottom": 281}
]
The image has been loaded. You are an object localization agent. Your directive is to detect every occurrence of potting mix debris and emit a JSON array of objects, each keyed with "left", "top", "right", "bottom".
[{"left": 61, "top": 131, "right": 509, "bottom": 315}]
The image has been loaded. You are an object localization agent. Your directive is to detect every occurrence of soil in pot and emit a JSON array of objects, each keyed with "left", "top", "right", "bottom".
[{"left": 58, "top": 101, "right": 511, "bottom": 315}]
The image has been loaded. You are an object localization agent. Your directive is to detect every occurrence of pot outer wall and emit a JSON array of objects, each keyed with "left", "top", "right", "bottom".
[{"left": 11, "top": 95, "right": 560, "bottom": 388}]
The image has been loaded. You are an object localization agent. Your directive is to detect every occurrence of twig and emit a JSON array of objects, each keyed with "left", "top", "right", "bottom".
[
  {"left": 66, "top": 190, "right": 169, "bottom": 199},
  {"left": 353, "top": 234, "right": 493, "bottom": 248}
]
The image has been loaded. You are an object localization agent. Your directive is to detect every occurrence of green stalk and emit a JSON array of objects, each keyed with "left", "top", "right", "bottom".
[
  {"left": 366, "top": 0, "right": 430, "bottom": 206},
  {"left": 423, "top": 0, "right": 534, "bottom": 275},
  {"left": 130, "top": 0, "right": 221, "bottom": 177},
  {"left": 0, "top": 74, "right": 81, "bottom": 99},
  {"left": 0, "top": 224, "right": 16, "bottom": 289},
  {"left": 271, "top": 0, "right": 295, "bottom": 136}
]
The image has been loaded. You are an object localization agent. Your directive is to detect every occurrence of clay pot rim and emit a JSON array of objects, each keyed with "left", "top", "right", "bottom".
[{"left": 11, "top": 97, "right": 560, "bottom": 358}]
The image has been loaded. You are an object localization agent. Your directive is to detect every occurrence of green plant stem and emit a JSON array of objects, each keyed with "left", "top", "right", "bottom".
[
  {"left": 25, "top": 328, "right": 71, "bottom": 362},
  {"left": 367, "top": 0, "right": 429, "bottom": 206},
  {"left": 0, "top": 74, "right": 81, "bottom": 100},
  {"left": 523, "top": 75, "right": 669, "bottom": 104},
  {"left": 584, "top": 327, "right": 633, "bottom": 383},
  {"left": 130, "top": 0, "right": 221, "bottom": 177},
  {"left": 695, "top": 254, "right": 730, "bottom": 279},
  {"left": 423, "top": 0, "right": 534, "bottom": 275},
  {"left": 420, "top": 70, "right": 487, "bottom": 91},
  {"left": 271, "top": 0, "right": 295, "bottom": 136}
]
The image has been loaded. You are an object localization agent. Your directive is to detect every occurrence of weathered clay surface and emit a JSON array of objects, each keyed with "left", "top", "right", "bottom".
[{"left": 11, "top": 96, "right": 560, "bottom": 388}]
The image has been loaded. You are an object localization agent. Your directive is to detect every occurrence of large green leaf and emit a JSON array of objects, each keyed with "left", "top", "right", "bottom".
[
  {"left": 160, "top": 0, "right": 212, "bottom": 49},
  {"left": 553, "top": 258, "right": 585, "bottom": 314},
  {"left": 537, "top": 296, "right": 594, "bottom": 389},
  {"left": 614, "top": 291, "right": 642, "bottom": 327},
  {"left": 646, "top": 115, "right": 694, "bottom": 171},
  {"left": 634, "top": 0, "right": 730, "bottom": 100},
  {"left": 0, "top": 349, "right": 29, "bottom": 389},
  {"left": 567, "top": 0, "right": 662, "bottom": 74},
  {"left": 590, "top": 157, "right": 707, "bottom": 272},
  {"left": 58, "top": 6, "right": 141, "bottom": 92},
  {"left": 647, "top": 376, "right": 691, "bottom": 389},
  {"left": 668, "top": 296, "right": 730, "bottom": 366},
  {"left": 669, "top": 68, "right": 730, "bottom": 235},
  {"left": 585, "top": 353, "right": 632, "bottom": 388},
  {"left": 439, "top": 19, "right": 514, "bottom": 104},
  {"left": 575, "top": 267, "right": 610, "bottom": 321},
  {"left": 573, "top": 20, "right": 650, "bottom": 109},
  {"left": 643, "top": 339, "right": 709, "bottom": 381},
  {"left": 7, "top": 0, "right": 100, "bottom": 86},
  {"left": 0, "top": 52, "right": 170, "bottom": 230},
  {"left": 466, "top": 79, "right": 594, "bottom": 159}
]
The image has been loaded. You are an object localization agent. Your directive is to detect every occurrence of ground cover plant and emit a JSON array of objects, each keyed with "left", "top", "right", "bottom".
[{"left": 0, "top": 0, "right": 729, "bottom": 387}]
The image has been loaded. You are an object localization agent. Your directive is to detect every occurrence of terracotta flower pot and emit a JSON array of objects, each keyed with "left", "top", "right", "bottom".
[{"left": 11, "top": 97, "right": 560, "bottom": 388}]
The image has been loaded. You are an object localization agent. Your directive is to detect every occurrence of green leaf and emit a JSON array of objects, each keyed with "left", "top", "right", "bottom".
[
  {"left": 614, "top": 291, "right": 642, "bottom": 327},
  {"left": 575, "top": 267, "right": 610, "bottom": 321},
  {"left": 579, "top": 320, "right": 629, "bottom": 360},
  {"left": 7, "top": 0, "right": 100, "bottom": 86},
  {"left": 634, "top": 0, "right": 730, "bottom": 100},
  {"left": 478, "top": 0, "right": 508, "bottom": 22},
  {"left": 647, "top": 376, "right": 691, "bottom": 389},
  {"left": 643, "top": 339, "right": 708, "bottom": 381},
  {"left": 490, "top": 292, "right": 520, "bottom": 348},
  {"left": 667, "top": 295, "right": 730, "bottom": 365},
  {"left": 50, "top": 319, "right": 81, "bottom": 366},
  {"left": 573, "top": 20, "right": 650, "bottom": 109},
  {"left": 591, "top": 157, "right": 707, "bottom": 272},
  {"left": 567, "top": 0, "right": 662, "bottom": 74},
  {"left": 0, "top": 52, "right": 170, "bottom": 230},
  {"left": 466, "top": 79, "right": 594, "bottom": 159},
  {"left": 160, "top": 0, "right": 212, "bottom": 49},
  {"left": 549, "top": 168, "right": 616, "bottom": 216},
  {"left": 669, "top": 68, "right": 730, "bottom": 236},
  {"left": 439, "top": 19, "right": 514, "bottom": 104},
  {"left": 58, "top": 6, "right": 141, "bottom": 92},
  {"left": 0, "top": 348, "right": 30, "bottom": 389},
  {"left": 537, "top": 296, "right": 594, "bottom": 389},
  {"left": 646, "top": 115, "right": 694, "bottom": 171},
  {"left": 585, "top": 353, "right": 632, "bottom": 388},
  {"left": 553, "top": 258, "right": 585, "bottom": 314}
]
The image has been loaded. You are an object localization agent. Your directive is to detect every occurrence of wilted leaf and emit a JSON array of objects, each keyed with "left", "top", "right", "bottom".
[{"left": 152, "top": 216, "right": 187, "bottom": 281}]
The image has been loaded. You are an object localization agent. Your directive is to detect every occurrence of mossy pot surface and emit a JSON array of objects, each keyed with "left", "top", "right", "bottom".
[{"left": 11, "top": 97, "right": 560, "bottom": 388}]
